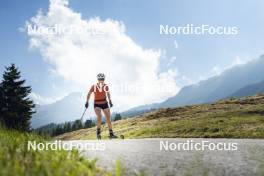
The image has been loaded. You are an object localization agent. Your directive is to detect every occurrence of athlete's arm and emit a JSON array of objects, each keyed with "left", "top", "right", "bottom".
[
  {"left": 106, "top": 91, "right": 111, "bottom": 101},
  {"left": 107, "top": 91, "right": 113, "bottom": 107},
  {"left": 86, "top": 91, "right": 92, "bottom": 103},
  {"left": 105, "top": 85, "right": 111, "bottom": 102},
  {"left": 85, "top": 86, "right": 94, "bottom": 108}
]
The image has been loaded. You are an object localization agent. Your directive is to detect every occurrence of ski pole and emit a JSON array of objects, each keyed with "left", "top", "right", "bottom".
[{"left": 80, "top": 108, "right": 87, "bottom": 122}]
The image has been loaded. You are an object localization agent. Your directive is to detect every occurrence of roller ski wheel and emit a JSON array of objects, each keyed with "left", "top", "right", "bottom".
[
  {"left": 97, "top": 134, "right": 102, "bottom": 140},
  {"left": 108, "top": 134, "right": 125, "bottom": 139}
]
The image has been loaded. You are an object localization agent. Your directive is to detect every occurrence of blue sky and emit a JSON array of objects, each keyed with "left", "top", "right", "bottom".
[{"left": 0, "top": 0, "right": 264, "bottom": 108}]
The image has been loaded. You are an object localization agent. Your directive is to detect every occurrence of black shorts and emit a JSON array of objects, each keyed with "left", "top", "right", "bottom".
[{"left": 94, "top": 103, "right": 109, "bottom": 109}]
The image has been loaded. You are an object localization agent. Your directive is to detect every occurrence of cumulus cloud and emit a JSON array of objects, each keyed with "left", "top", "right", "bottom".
[
  {"left": 30, "top": 92, "right": 62, "bottom": 105},
  {"left": 211, "top": 56, "right": 248, "bottom": 76},
  {"left": 25, "top": 0, "right": 179, "bottom": 110}
]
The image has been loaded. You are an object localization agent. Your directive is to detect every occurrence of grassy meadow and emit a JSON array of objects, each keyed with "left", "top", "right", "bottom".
[{"left": 57, "top": 95, "right": 264, "bottom": 140}]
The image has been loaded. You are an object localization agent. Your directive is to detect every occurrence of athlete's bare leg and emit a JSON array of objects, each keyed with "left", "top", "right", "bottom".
[
  {"left": 102, "top": 108, "right": 112, "bottom": 130},
  {"left": 94, "top": 107, "right": 102, "bottom": 129}
]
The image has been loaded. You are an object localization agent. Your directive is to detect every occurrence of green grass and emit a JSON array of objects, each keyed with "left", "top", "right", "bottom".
[
  {"left": 0, "top": 127, "right": 120, "bottom": 176},
  {"left": 57, "top": 95, "right": 264, "bottom": 140},
  {"left": 128, "top": 113, "right": 264, "bottom": 138}
]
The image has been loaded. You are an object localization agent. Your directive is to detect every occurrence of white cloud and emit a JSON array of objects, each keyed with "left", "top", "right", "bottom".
[
  {"left": 211, "top": 56, "right": 248, "bottom": 76},
  {"left": 195, "top": 56, "right": 251, "bottom": 82},
  {"left": 25, "top": 0, "right": 179, "bottom": 110},
  {"left": 30, "top": 92, "right": 62, "bottom": 105},
  {"left": 167, "top": 56, "right": 177, "bottom": 67},
  {"left": 177, "top": 75, "right": 194, "bottom": 86},
  {"left": 211, "top": 66, "right": 222, "bottom": 76},
  {"left": 173, "top": 40, "right": 179, "bottom": 49}
]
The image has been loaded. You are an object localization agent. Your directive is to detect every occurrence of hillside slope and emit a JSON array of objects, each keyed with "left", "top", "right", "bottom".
[
  {"left": 57, "top": 95, "right": 264, "bottom": 140},
  {"left": 31, "top": 92, "right": 84, "bottom": 128},
  {"left": 230, "top": 81, "right": 264, "bottom": 98}
]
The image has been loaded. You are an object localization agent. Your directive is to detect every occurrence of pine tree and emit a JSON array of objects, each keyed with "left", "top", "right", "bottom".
[
  {"left": 84, "top": 119, "right": 92, "bottom": 128},
  {"left": 114, "top": 113, "right": 122, "bottom": 121},
  {"left": 72, "top": 120, "right": 83, "bottom": 130},
  {"left": 0, "top": 83, "right": 4, "bottom": 124},
  {"left": 0, "top": 64, "right": 35, "bottom": 131}
]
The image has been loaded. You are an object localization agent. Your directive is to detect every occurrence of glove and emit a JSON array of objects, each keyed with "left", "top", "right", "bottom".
[
  {"left": 109, "top": 100, "right": 113, "bottom": 108},
  {"left": 85, "top": 102, "right": 89, "bottom": 108}
]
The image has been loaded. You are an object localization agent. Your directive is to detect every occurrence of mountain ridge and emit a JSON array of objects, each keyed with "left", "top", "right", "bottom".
[{"left": 32, "top": 55, "right": 264, "bottom": 128}]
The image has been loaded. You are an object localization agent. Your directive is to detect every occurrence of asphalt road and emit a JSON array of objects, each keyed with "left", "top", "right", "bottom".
[{"left": 66, "top": 139, "right": 264, "bottom": 176}]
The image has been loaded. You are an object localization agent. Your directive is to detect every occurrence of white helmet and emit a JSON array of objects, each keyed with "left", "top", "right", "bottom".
[{"left": 97, "top": 73, "right": 105, "bottom": 80}]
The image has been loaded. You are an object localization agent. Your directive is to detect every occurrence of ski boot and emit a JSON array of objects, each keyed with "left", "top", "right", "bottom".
[
  {"left": 97, "top": 128, "right": 101, "bottom": 140},
  {"left": 109, "top": 129, "right": 118, "bottom": 139}
]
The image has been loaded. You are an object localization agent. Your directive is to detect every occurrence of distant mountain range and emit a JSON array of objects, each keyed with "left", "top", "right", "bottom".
[
  {"left": 31, "top": 55, "right": 264, "bottom": 128},
  {"left": 128, "top": 55, "right": 264, "bottom": 110},
  {"left": 31, "top": 92, "right": 84, "bottom": 128}
]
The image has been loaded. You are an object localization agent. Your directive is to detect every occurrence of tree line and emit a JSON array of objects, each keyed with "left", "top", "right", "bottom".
[
  {"left": 35, "top": 113, "right": 122, "bottom": 136},
  {"left": 35, "top": 119, "right": 96, "bottom": 136}
]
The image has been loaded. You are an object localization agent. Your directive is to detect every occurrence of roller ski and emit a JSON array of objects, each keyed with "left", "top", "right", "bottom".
[
  {"left": 97, "top": 128, "right": 102, "bottom": 140},
  {"left": 109, "top": 129, "right": 118, "bottom": 139},
  {"left": 109, "top": 130, "right": 124, "bottom": 139}
]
